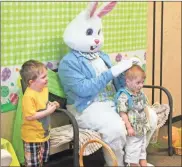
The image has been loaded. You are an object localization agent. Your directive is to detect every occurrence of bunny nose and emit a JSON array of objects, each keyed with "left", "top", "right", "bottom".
[{"left": 94, "top": 39, "right": 100, "bottom": 44}]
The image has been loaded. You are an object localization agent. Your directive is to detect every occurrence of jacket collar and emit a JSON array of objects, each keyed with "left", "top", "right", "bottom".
[{"left": 72, "top": 49, "right": 112, "bottom": 68}]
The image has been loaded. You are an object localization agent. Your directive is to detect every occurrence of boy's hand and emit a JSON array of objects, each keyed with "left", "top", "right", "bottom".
[
  {"left": 127, "top": 127, "right": 135, "bottom": 136},
  {"left": 53, "top": 101, "right": 60, "bottom": 109},
  {"left": 26, "top": 102, "right": 58, "bottom": 121},
  {"left": 47, "top": 102, "right": 57, "bottom": 113}
]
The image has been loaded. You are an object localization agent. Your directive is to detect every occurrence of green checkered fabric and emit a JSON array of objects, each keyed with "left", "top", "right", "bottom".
[{"left": 1, "top": 2, "right": 147, "bottom": 66}]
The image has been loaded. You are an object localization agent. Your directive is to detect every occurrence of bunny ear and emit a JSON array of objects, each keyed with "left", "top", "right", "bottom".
[
  {"left": 86, "top": 2, "right": 99, "bottom": 18},
  {"left": 96, "top": 1, "right": 117, "bottom": 18}
]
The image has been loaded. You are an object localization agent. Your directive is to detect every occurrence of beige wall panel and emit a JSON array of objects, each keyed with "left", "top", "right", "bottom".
[{"left": 146, "top": 2, "right": 181, "bottom": 117}]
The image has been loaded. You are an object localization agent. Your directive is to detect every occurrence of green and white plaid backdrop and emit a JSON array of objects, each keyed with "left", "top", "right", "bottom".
[
  {"left": 1, "top": 2, "right": 147, "bottom": 66},
  {"left": 1, "top": 2, "right": 147, "bottom": 112}
]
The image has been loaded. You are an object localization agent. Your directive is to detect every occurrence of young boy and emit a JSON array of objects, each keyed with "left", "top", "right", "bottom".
[
  {"left": 115, "top": 65, "right": 151, "bottom": 167},
  {"left": 20, "top": 60, "right": 59, "bottom": 167}
]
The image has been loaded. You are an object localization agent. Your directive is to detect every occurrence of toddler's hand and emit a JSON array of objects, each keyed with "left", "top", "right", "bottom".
[{"left": 127, "top": 127, "right": 135, "bottom": 136}]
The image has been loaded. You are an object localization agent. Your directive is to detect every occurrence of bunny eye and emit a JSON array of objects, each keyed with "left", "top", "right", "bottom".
[
  {"left": 86, "top": 28, "right": 93, "bottom": 36},
  {"left": 98, "top": 29, "right": 101, "bottom": 35}
]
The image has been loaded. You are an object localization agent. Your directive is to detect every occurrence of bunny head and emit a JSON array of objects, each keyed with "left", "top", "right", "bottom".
[{"left": 63, "top": 2, "right": 117, "bottom": 53}]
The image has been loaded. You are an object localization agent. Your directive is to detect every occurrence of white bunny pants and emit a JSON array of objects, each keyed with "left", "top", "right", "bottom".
[{"left": 67, "top": 101, "right": 157, "bottom": 166}]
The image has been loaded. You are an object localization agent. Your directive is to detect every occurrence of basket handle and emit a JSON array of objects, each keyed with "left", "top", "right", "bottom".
[{"left": 79, "top": 139, "right": 118, "bottom": 167}]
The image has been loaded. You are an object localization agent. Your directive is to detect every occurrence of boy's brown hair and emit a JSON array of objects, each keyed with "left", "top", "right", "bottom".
[
  {"left": 125, "top": 65, "right": 146, "bottom": 81},
  {"left": 20, "top": 60, "right": 46, "bottom": 86}
]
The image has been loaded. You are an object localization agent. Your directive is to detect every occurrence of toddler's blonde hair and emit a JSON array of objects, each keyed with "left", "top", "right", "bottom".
[{"left": 125, "top": 65, "right": 146, "bottom": 81}]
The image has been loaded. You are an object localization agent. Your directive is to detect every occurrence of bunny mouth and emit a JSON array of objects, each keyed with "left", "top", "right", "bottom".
[{"left": 90, "top": 45, "right": 97, "bottom": 51}]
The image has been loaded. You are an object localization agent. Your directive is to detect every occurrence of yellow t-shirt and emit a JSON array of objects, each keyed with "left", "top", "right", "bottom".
[{"left": 21, "top": 87, "right": 50, "bottom": 142}]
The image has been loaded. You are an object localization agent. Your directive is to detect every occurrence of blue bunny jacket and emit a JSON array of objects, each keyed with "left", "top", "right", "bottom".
[{"left": 58, "top": 50, "right": 125, "bottom": 112}]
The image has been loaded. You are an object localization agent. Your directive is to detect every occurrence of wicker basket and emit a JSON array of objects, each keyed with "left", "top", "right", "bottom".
[
  {"left": 79, "top": 139, "right": 118, "bottom": 167},
  {"left": 174, "top": 146, "right": 182, "bottom": 155}
]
